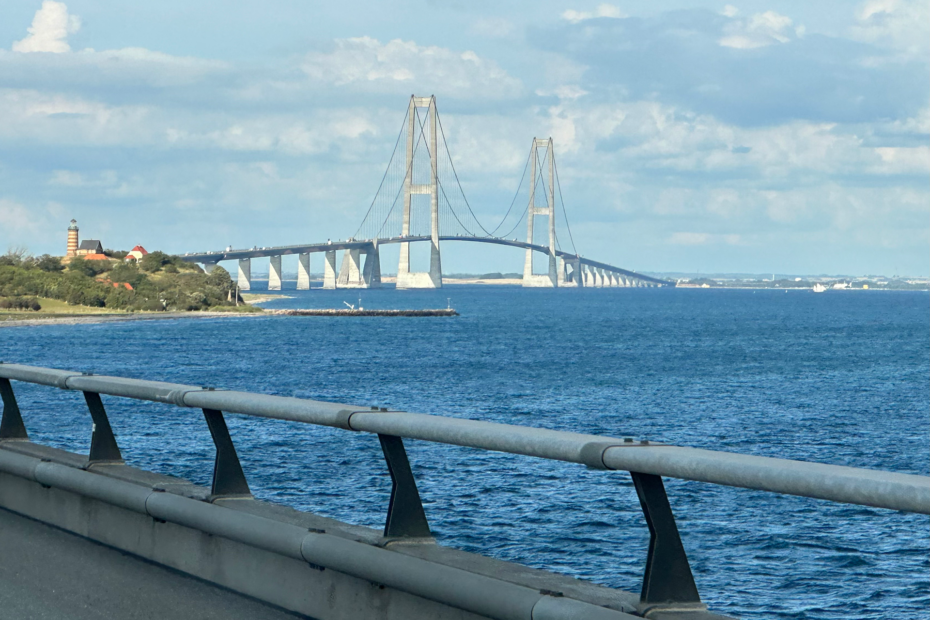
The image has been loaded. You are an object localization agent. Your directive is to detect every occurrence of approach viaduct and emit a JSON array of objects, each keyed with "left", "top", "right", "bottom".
[{"left": 180, "top": 235, "right": 669, "bottom": 291}]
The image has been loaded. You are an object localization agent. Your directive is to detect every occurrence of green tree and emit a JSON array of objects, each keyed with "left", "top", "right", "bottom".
[
  {"left": 140, "top": 251, "right": 172, "bottom": 272},
  {"left": 206, "top": 265, "right": 233, "bottom": 289},
  {"left": 35, "top": 254, "right": 64, "bottom": 272},
  {"left": 68, "top": 256, "right": 108, "bottom": 278}
]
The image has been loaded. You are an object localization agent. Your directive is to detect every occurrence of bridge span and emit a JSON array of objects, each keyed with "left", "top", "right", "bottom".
[
  {"left": 180, "top": 235, "right": 669, "bottom": 291},
  {"left": 1, "top": 363, "right": 927, "bottom": 619},
  {"left": 178, "top": 96, "right": 672, "bottom": 291}
]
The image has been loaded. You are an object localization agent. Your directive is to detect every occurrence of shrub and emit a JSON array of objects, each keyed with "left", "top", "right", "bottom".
[
  {"left": 68, "top": 256, "right": 108, "bottom": 278},
  {"left": 0, "top": 296, "right": 41, "bottom": 311},
  {"left": 35, "top": 254, "right": 64, "bottom": 272},
  {"left": 206, "top": 266, "right": 233, "bottom": 289},
  {"left": 140, "top": 251, "right": 173, "bottom": 273}
]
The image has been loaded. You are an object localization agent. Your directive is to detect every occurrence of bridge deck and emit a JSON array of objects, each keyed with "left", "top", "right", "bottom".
[
  {"left": 0, "top": 507, "right": 305, "bottom": 620},
  {"left": 179, "top": 236, "right": 669, "bottom": 286}
]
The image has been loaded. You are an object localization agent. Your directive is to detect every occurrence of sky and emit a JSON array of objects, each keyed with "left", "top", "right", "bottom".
[{"left": 0, "top": 0, "right": 927, "bottom": 276}]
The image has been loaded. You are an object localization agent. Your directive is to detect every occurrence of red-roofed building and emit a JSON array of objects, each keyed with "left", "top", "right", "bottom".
[{"left": 125, "top": 245, "right": 149, "bottom": 261}]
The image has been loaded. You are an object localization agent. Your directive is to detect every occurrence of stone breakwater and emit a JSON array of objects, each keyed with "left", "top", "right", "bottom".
[{"left": 269, "top": 309, "right": 459, "bottom": 317}]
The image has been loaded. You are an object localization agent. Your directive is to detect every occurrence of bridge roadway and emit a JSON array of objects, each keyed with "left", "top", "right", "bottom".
[
  {"left": 178, "top": 236, "right": 671, "bottom": 287},
  {"left": 0, "top": 507, "right": 303, "bottom": 620}
]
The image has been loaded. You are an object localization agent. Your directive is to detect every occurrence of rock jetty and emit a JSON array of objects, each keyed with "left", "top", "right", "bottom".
[{"left": 269, "top": 309, "right": 458, "bottom": 317}]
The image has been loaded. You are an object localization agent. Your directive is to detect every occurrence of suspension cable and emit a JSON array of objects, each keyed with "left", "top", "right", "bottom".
[
  {"left": 553, "top": 152, "right": 578, "bottom": 256},
  {"left": 435, "top": 113, "right": 493, "bottom": 236},
  {"left": 486, "top": 148, "right": 531, "bottom": 237},
  {"left": 354, "top": 107, "right": 409, "bottom": 240},
  {"left": 373, "top": 105, "right": 429, "bottom": 239}
]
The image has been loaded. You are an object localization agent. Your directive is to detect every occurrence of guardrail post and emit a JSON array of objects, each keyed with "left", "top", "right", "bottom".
[
  {"left": 378, "top": 434, "right": 431, "bottom": 538},
  {"left": 0, "top": 378, "right": 28, "bottom": 440},
  {"left": 83, "top": 392, "right": 123, "bottom": 463},
  {"left": 202, "top": 408, "right": 252, "bottom": 499},
  {"left": 631, "top": 472, "right": 701, "bottom": 606}
]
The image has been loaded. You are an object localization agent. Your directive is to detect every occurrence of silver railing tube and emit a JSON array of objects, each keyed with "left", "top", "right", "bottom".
[{"left": 1, "top": 363, "right": 927, "bottom": 514}]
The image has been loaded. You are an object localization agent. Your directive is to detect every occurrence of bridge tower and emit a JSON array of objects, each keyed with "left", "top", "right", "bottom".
[
  {"left": 523, "top": 138, "right": 558, "bottom": 287},
  {"left": 396, "top": 95, "right": 442, "bottom": 289}
]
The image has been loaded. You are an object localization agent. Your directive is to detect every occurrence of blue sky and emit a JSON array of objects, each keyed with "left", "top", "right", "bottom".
[{"left": 0, "top": 0, "right": 927, "bottom": 275}]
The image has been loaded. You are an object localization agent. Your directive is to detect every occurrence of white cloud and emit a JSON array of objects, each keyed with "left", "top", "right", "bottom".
[
  {"left": 535, "top": 85, "right": 588, "bottom": 100},
  {"left": 0, "top": 199, "right": 38, "bottom": 234},
  {"left": 851, "top": 0, "right": 930, "bottom": 59},
  {"left": 668, "top": 232, "right": 744, "bottom": 246},
  {"left": 0, "top": 47, "right": 229, "bottom": 91},
  {"left": 166, "top": 110, "right": 383, "bottom": 156},
  {"left": 719, "top": 11, "right": 795, "bottom": 49},
  {"left": 469, "top": 18, "right": 514, "bottom": 38},
  {"left": 49, "top": 170, "right": 118, "bottom": 187},
  {"left": 872, "top": 146, "right": 930, "bottom": 175},
  {"left": 12, "top": 1, "right": 80, "bottom": 54},
  {"left": 721, "top": 5, "right": 739, "bottom": 18},
  {"left": 561, "top": 4, "right": 625, "bottom": 24},
  {"left": 536, "top": 96, "right": 930, "bottom": 190},
  {"left": 301, "top": 37, "right": 521, "bottom": 99},
  {"left": 0, "top": 89, "right": 154, "bottom": 146}
]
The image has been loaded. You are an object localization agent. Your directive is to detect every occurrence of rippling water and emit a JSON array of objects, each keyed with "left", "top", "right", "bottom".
[{"left": 2, "top": 286, "right": 928, "bottom": 619}]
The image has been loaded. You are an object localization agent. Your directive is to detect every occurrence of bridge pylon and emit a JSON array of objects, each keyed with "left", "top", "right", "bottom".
[
  {"left": 396, "top": 95, "right": 442, "bottom": 289},
  {"left": 523, "top": 138, "right": 558, "bottom": 287}
]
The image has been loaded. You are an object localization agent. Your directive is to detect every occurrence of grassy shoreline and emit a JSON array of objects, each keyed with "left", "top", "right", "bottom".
[{"left": 0, "top": 308, "right": 263, "bottom": 327}]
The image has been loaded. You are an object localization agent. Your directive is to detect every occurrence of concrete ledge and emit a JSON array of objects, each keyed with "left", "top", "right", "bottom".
[{"left": 0, "top": 442, "right": 667, "bottom": 620}]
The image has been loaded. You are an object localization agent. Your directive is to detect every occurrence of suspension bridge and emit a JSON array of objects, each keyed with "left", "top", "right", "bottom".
[{"left": 179, "top": 96, "right": 670, "bottom": 290}]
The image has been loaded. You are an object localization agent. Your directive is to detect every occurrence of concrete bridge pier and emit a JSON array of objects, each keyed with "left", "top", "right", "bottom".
[
  {"left": 323, "top": 251, "right": 337, "bottom": 289},
  {"left": 572, "top": 258, "right": 584, "bottom": 287},
  {"left": 557, "top": 257, "right": 580, "bottom": 287},
  {"left": 201, "top": 262, "right": 217, "bottom": 274},
  {"left": 337, "top": 249, "right": 363, "bottom": 288},
  {"left": 362, "top": 244, "right": 382, "bottom": 288},
  {"left": 583, "top": 266, "right": 594, "bottom": 287},
  {"left": 237, "top": 259, "right": 251, "bottom": 291},
  {"left": 297, "top": 253, "right": 311, "bottom": 290},
  {"left": 268, "top": 256, "right": 282, "bottom": 291}
]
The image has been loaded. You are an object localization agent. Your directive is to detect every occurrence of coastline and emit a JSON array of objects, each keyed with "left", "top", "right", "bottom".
[{"left": 0, "top": 311, "right": 263, "bottom": 328}]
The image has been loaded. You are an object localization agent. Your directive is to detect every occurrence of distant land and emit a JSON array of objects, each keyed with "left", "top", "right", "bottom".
[{"left": 237, "top": 270, "right": 929, "bottom": 290}]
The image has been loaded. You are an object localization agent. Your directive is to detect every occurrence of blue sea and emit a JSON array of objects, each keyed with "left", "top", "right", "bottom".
[{"left": 2, "top": 285, "right": 928, "bottom": 619}]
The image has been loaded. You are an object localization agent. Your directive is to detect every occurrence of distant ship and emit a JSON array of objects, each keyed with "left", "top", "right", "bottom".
[{"left": 812, "top": 283, "right": 827, "bottom": 293}]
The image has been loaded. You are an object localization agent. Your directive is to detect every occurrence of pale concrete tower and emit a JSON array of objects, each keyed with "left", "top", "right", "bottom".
[
  {"left": 522, "top": 138, "right": 558, "bottom": 287},
  {"left": 66, "top": 219, "right": 79, "bottom": 257},
  {"left": 396, "top": 95, "right": 442, "bottom": 289}
]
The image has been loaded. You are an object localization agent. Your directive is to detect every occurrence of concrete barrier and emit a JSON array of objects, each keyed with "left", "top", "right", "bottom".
[{"left": 0, "top": 441, "right": 675, "bottom": 620}]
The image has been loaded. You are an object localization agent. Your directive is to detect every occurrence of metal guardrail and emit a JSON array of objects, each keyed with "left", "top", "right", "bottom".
[{"left": 1, "top": 362, "right": 928, "bottom": 615}]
